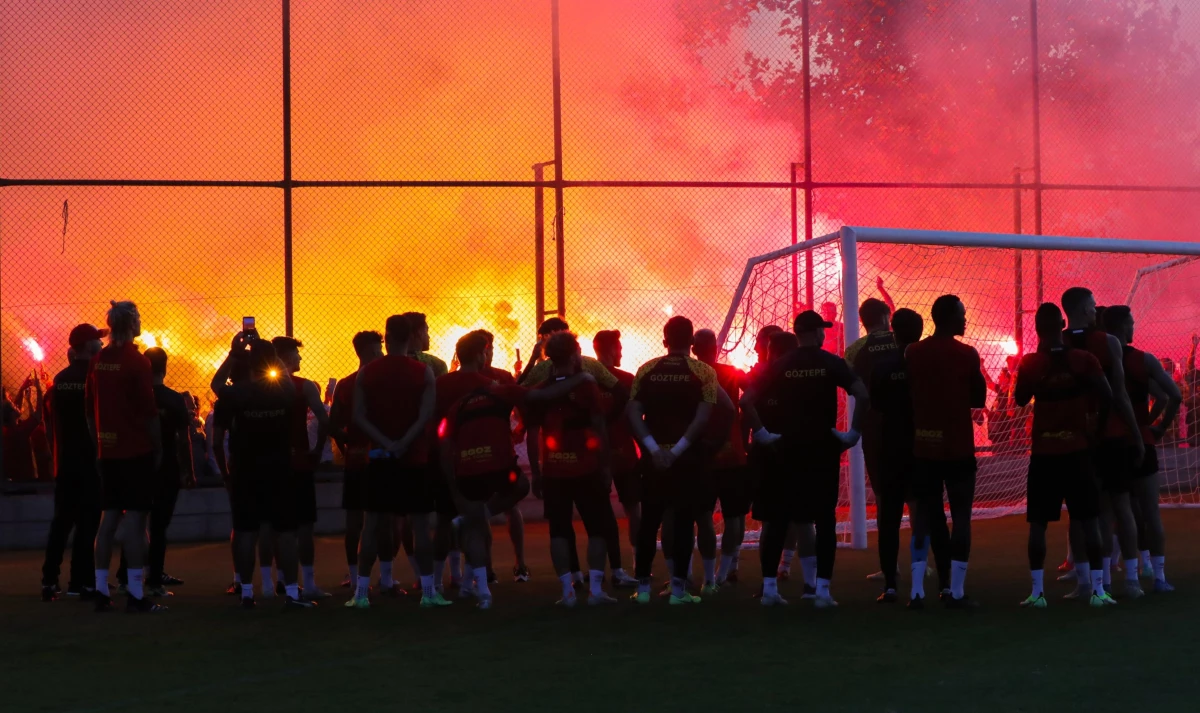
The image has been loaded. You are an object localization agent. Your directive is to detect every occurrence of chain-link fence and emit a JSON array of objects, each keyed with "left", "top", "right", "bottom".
[{"left": 3, "top": 0, "right": 1199, "bottom": 482}]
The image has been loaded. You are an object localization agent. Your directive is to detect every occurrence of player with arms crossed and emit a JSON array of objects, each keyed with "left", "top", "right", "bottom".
[
  {"left": 1061, "top": 288, "right": 1145, "bottom": 598},
  {"left": 350, "top": 315, "right": 444, "bottom": 609},
  {"left": 906, "top": 294, "right": 988, "bottom": 608},
  {"left": 1103, "top": 305, "right": 1181, "bottom": 592},
  {"left": 1014, "top": 303, "right": 1114, "bottom": 608},
  {"left": 627, "top": 316, "right": 726, "bottom": 606},
  {"left": 743, "top": 310, "right": 868, "bottom": 607}
]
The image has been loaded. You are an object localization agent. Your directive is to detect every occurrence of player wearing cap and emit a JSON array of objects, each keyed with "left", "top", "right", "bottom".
[
  {"left": 41, "top": 324, "right": 106, "bottom": 601},
  {"left": 691, "top": 329, "right": 748, "bottom": 591},
  {"left": 627, "top": 316, "right": 726, "bottom": 606},
  {"left": 351, "top": 315, "right": 445, "bottom": 609},
  {"left": 591, "top": 329, "right": 639, "bottom": 589},
  {"left": 1015, "top": 304, "right": 1113, "bottom": 608},
  {"left": 906, "top": 295, "right": 988, "bottom": 608},
  {"left": 1061, "top": 287, "right": 1145, "bottom": 598},
  {"left": 214, "top": 340, "right": 312, "bottom": 609},
  {"left": 272, "top": 336, "right": 332, "bottom": 601},
  {"left": 1103, "top": 305, "right": 1181, "bottom": 593},
  {"left": 525, "top": 332, "right": 622, "bottom": 606},
  {"left": 743, "top": 310, "right": 868, "bottom": 608},
  {"left": 867, "top": 309, "right": 939, "bottom": 603},
  {"left": 330, "top": 332, "right": 393, "bottom": 593},
  {"left": 87, "top": 301, "right": 164, "bottom": 613}
]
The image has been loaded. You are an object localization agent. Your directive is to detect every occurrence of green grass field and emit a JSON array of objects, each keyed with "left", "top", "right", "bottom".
[{"left": 3, "top": 511, "right": 1198, "bottom": 713}]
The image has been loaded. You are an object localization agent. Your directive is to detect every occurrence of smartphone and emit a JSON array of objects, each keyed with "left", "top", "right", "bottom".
[{"left": 242, "top": 316, "right": 258, "bottom": 341}]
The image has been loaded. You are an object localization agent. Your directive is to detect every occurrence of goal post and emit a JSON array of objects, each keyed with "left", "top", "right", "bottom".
[{"left": 719, "top": 226, "right": 1200, "bottom": 550}]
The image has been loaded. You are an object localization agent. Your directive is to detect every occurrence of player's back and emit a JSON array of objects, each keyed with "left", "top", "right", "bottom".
[
  {"left": 535, "top": 376, "right": 603, "bottom": 477},
  {"left": 443, "top": 374, "right": 526, "bottom": 477},
  {"left": 359, "top": 354, "right": 428, "bottom": 445},
  {"left": 1019, "top": 348, "right": 1100, "bottom": 455},
  {"left": 223, "top": 380, "right": 294, "bottom": 473},
  {"left": 759, "top": 345, "right": 854, "bottom": 447},
  {"left": 870, "top": 352, "right": 914, "bottom": 462},
  {"left": 87, "top": 342, "right": 156, "bottom": 459},
  {"left": 631, "top": 355, "right": 717, "bottom": 445},
  {"left": 601, "top": 366, "right": 639, "bottom": 474},
  {"left": 706, "top": 362, "right": 746, "bottom": 467},
  {"left": 49, "top": 360, "right": 94, "bottom": 476},
  {"left": 906, "top": 335, "right": 982, "bottom": 461},
  {"left": 848, "top": 330, "right": 898, "bottom": 386}
]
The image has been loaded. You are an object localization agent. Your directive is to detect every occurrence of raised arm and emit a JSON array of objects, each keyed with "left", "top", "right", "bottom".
[{"left": 876, "top": 276, "right": 895, "bottom": 314}]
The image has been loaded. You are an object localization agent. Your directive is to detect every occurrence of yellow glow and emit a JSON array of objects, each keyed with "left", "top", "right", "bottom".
[
  {"left": 140, "top": 331, "right": 158, "bottom": 349},
  {"left": 22, "top": 337, "right": 44, "bottom": 362},
  {"left": 268, "top": 369, "right": 278, "bottom": 378}
]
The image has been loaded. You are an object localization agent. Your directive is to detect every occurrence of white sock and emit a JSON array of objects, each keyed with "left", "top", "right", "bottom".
[
  {"left": 448, "top": 551, "right": 462, "bottom": 581},
  {"left": 1123, "top": 559, "right": 1138, "bottom": 583},
  {"left": 781, "top": 549, "right": 795, "bottom": 571},
  {"left": 800, "top": 556, "right": 817, "bottom": 588},
  {"left": 356, "top": 576, "right": 370, "bottom": 599},
  {"left": 1140, "top": 550, "right": 1152, "bottom": 570},
  {"left": 589, "top": 570, "right": 604, "bottom": 597},
  {"left": 816, "top": 577, "right": 831, "bottom": 599},
  {"left": 1030, "top": 569, "right": 1044, "bottom": 598},
  {"left": 261, "top": 566, "right": 273, "bottom": 588},
  {"left": 380, "top": 561, "right": 394, "bottom": 587},
  {"left": 702, "top": 559, "right": 716, "bottom": 585},
  {"left": 1153, "top": 555, "right": 1165, "bottom": 581},
  {"left": 420, "top": 574, "right": 435, "bottom": 599},
  {"left": 285, "top": 583, "right": 299, "bottom": 599},
  {"left": 302, "top": 565, "right": 316, "bottom": 591},
  {"left": 434, "top": 559, "right": 446, "bottom": 592},
  {"left": 242, "top": 583, "right": 254, "bottom": 598},
  {"left": 910, "top": 561, "right": 926, "bottom": 599},
  {"left": 96, "top": 569, "right": 110, "bottom": 596},
  {"left": 950, "top": 560, "right": 968, "bottom": 598},
  {"left": 763, "top": 576, "right": 778, "bottom": 597},
  {"left": 1102, "top": 557, "right": 1112, "bottom": 586},
  {"left": 474, "top": 567, "right": 490, "bottom": 597},
  {"left": 559, "top": 573, "right": 574, "bottom": 599},
  {"left": 128, "top": 569, "right": 144, "bottom": 600},
  {"left": 1090, "top": 568, "right": 1105, "bottom": 596},
  {"left": 718, "top": 554, "right": 735, "bottom": 581}
]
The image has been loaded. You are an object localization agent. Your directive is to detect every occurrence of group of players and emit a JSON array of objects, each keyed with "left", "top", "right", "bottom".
[{"left": 35, "top": 283, "right": 1180, "bottom": 613}]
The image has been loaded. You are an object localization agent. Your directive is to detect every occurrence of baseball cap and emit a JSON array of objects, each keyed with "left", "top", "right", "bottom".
[
  {"left": 793, "top": 310, "right": 834, "bottom": 333},
  {"left": 69, "top": 323, "right": 109, "bottom": 350}
]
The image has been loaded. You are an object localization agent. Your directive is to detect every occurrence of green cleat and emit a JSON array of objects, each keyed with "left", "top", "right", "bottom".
[
  {"left": 668, "top": 592, "right": 702, "bottom": 605},
  {"left": 343, "top": 596, "right": 370, "bottom": 609},
  {"left": 1090, "top": 592, "right": 1118, "bottom": 608},
  {"left": 420, "top": 592, "right": 454, "bottom": 608},
  {"left": 630, "top": 591, "right": 651, "bottom": 605},
  {"left": 1020, "top": 594, "right": 1047, "bottom": 609}
]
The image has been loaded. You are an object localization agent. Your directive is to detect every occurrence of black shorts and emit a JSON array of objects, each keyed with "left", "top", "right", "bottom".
[
  {"left": 100, "top": 454, "right": 155, "bottom": 512},
  {"left": 458, "top": 469, "right": 519, "bottom": 504},
  {"left": 638, "top": 449, "right": 714, "bottom": 511},
  {"left": 911, "top": 457, "right": 977, "bottom": 500},
  {"left": 712, "top": 466, "right": 753, "bottom": 517},
  {"left": 366, "top": 459, "right": 435, "bottom": 515},
  {"left": 342, "top": 467, "right": 369, "bottom": 511},
  {"left": 543, "top": 472, "right": 616, "bottom": 540},
  {"left": 295, "top": 470, "right": 318, "bottom": 525},
  {"left": 612, "top": 467, "right": 641, "bottom": 505},
  {"left": 751, "top": 447, "right": 839, "bottom": 524},
  {"left": 1027, "top": 451, "right": 1100, "bottom": 523},
  {"left": 1093, "top": 439, "right": 1134, "bottom": 493},
  {"left": 231, "top": 470, "right": 298, "bottom": 533},
  {"left": 428, "top": 460, "right": 458, "bottom": 518}
]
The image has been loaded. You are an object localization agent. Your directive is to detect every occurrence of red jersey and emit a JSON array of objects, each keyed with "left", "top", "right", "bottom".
[
  {"left": 1064, "top": 327, "right": 1132, "bottom": 440},
  {"left": 331, "top": 371, "right": 369, "bottom": 470},
  {"left": 358, "top": 354, "right": 431, "bottom": 466},
  {"left": 441, "top": 375, "right": 528, "bottom": 477},
  {"left": 630, "top": 355, "right": 719, "bottom": 446},
  {"left": 906, "top": 335, "right": 985, "bottom": 461},
  {"left": 535, "top": 378, "right": 605, "bottom": 478},
  {"left": 1123, "top": 345, "right": 1155, "bottom": 445},
  {"left": 1015, "top": 348, "right": 1102, "bottom": 455},
  {"left": 484, "top": 365, "right": 516, "bottom": 385},
  {"left": 86, "top": 341, "right": 158, "bottom": 459},
  {"left": 603, "top": 367, "right": 639, "bottom": 474},
  {"left": 707, "top": 362, "right": 746, "bottom": 468}
]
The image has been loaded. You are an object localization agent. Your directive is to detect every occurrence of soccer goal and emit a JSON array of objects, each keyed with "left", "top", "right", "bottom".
[{"left": 718, "top": 226, "right": 1200, "bottom": 550}]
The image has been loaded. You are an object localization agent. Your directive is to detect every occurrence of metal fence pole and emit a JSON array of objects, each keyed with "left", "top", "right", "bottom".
[
  {"left": 1030, "top": 0, "right": 1044, "bottom": 305},
  {"left": 283, "top": 0, "right": 294, "bottom": 337},
  {"left": 551, "top": 0, "right": 566, "bottom": 318}
]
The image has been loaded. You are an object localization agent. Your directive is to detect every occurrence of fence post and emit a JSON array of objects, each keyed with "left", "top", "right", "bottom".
[
  {"left": 551, "top": 0, "right": 566, "bottom": 318},
  {"left": 283, "top": 0, "right": 294, "bottom": 337}
]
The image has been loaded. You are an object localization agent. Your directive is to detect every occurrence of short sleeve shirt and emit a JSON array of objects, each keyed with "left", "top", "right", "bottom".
[
  {"left": 757, "top": 346, "right": 857, "bottom": 451},
  {"left": 220, "top": 380, "right": 294, "bottom": 476},
  {"left": 906, "top": 336, "right": 984, "bottom": 461},
  {"left": 1016, "top": 348, "right": 1102, "bottom": 455},
  {"left": 331, "top": 371, "right": 370, "bottom": 469},
  {"left": 534, "top": 378, "right": 605, "bottom": 478},
  {"left": 708, "top": 362, "right": 747, "bottom": 468},
  {"left": 441, "top": 374, "right": 529, "bottom": 477},
  {"left": 630, "top": 355, "right": 718, "bottom": 445},
  {"left": 870, "top": 353, "right": 915, "bottom": 462},
  {"left": 86, "top": 342, "right": 158, "bottom": 459},
  {"left": 412, "top": 352, "right": 449, "bottom": 379},
  {"left": 358, "top": 354, "right": 431, "bottom": 466},
  {"left": 49, "top": 360, "right": 95, "bottom": 477},
  {"left": 523, "top": 356, "right": 618, "bottom": 390}
]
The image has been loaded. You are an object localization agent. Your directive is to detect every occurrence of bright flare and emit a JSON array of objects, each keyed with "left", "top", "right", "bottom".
[
  {"left": 1001, "top": 338, "right": 1019, "bottom": 355},
  {"left": 141, "top": 332, "right": 158, "bottom": 349},
  {"left": 23, "top": 338, "right": 44, "bottom": 362},
  {"left": 663, "top": 304, "right": 674, "bottom": 317},
  {"left": 268, "top": 369, "right": 279, "bottom": 378}
]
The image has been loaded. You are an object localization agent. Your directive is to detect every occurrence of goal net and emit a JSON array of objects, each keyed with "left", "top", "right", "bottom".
[{"left": 718, "top": 227, "right": 1200, "bottom": 549}]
